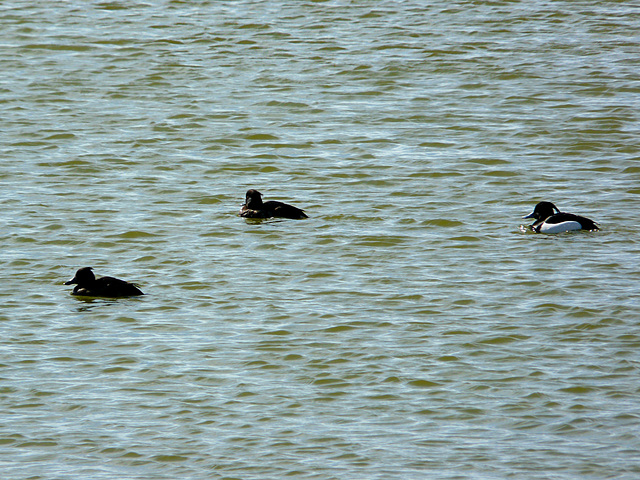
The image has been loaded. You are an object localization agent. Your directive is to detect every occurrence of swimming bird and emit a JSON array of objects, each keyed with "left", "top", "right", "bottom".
[
  {"left": 239, "top": 189, "right": 308, "bottom": 219},
  {"left": 64, "top": 267, "right": 144, "bottom": 297},
  {"left": 522, "top": 202, "right": 599, "bottom": 233}
]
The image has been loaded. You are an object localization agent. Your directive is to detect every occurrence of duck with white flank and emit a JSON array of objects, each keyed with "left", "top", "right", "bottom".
[
  {"left": 523, "top": 202, "right": 599, "bottom": 233},
  {"left": 64, "top": 267, "right": 144, "bottom": 297},
  {"left": 239, "top": 189, "right": 308, "bottom": 219}
]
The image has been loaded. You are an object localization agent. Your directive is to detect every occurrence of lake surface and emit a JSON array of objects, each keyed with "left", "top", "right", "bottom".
[{"left": 2, "top": 1, "right": 639, "bottom": 479}]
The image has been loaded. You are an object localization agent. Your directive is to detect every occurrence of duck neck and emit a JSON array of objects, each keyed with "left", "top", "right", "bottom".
[{"left": 247, "top": 196, "right": 263, "bottom": 209}]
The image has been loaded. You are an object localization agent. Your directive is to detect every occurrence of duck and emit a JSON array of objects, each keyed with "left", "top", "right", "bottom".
[
  {"left": 239, "top": 189, "right": 308, "bottom": 219},
  {"left": 64, "top": 267, "right": 144, "bottom": 297},
  {"left": 522, "top": 202, "right": 599, "bottom": 233}
]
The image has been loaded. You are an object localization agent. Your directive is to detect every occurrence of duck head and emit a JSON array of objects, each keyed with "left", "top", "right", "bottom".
[
  {"left": 244, "top": 189, "right": 264, "bottom": 209},
  {"left": 523, "top": 202, "right": 559, "bottom": 221},
  {"left": 65, "top": 267, "right": 96, "bottom": 286}
]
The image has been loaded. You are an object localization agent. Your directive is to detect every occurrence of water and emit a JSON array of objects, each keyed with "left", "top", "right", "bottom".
[{"left": 2, "top": 1, "right": 640, "bottom": 479}]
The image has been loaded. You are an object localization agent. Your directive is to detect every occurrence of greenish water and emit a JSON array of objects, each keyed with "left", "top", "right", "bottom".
[{"left": 2, "top": 1, "right": 639, "bottom": 479}]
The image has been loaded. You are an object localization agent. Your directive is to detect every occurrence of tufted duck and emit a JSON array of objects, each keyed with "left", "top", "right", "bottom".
[
  {"left": 239, "top": 189, "right": 308, "bottom": 219},
  {"left": 64, "top": 267, "right": 144, "bottom": 297},
  {"left": 523, "top": 202, "right": 599, "bottom": 233}
]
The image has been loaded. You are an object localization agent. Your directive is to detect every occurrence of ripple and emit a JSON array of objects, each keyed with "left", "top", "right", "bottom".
[{"left": 2, "top": 1, "right": 640, "bottom": 479}]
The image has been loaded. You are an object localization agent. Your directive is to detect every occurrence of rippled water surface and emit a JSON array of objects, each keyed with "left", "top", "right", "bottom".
[{"left": 2, "top": 1, "right": 640, "bottom": 479}]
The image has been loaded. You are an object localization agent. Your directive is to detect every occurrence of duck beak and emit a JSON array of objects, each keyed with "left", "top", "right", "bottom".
[
  {"left": 64, "top": 277, "right": 77, "bottom": 285},
  {"left": 522, "top": 211, "right": 535, "bottom": 219}
]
